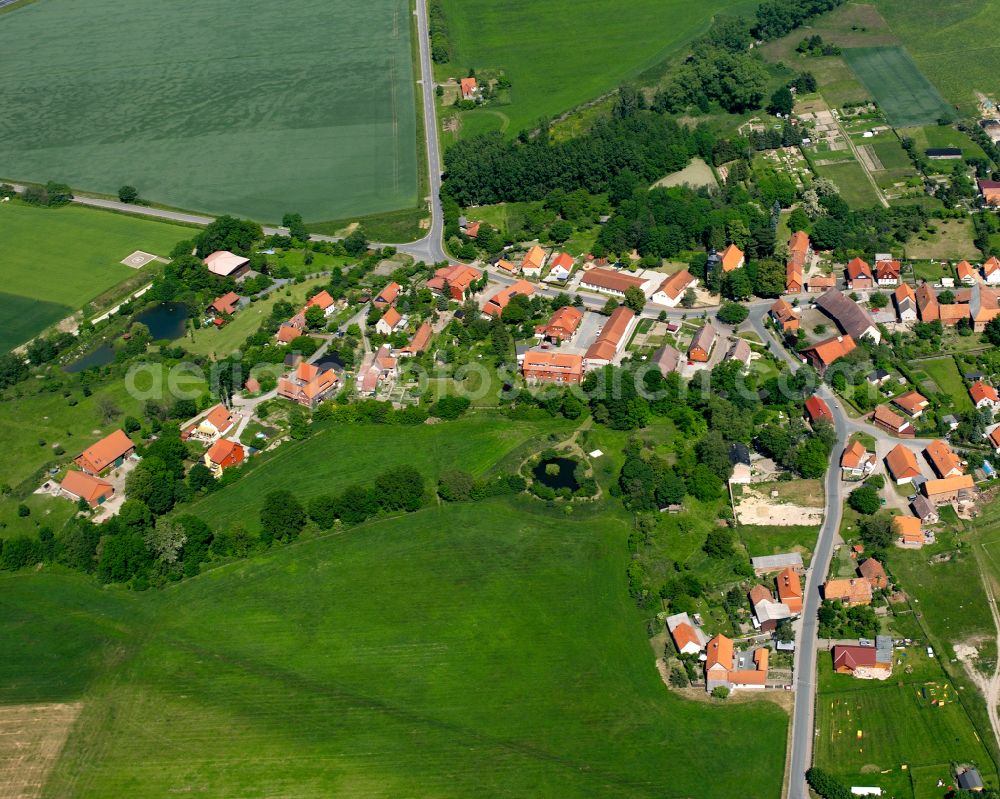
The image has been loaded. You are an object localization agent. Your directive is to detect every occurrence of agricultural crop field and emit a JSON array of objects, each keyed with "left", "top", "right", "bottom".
[
  {"left": 435, "top": 0, "right": 755, "bottom": 138},
  {"left": 2, "top": 499, "right": 789, "bottom": 798},
  {"left": 877, "top": 0, "right": 1000, "bottom": 113},
  {"left": 842, "top": 47, "right": 952, "bottom": 128},
  {"left": 0, "top": 0, "right": 417, "bottom": 223},
  {"left": 0, "top": 202, "right": 189, "bottom": 352}
]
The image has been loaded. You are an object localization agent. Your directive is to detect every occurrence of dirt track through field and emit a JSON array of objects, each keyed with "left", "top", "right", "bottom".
[
  {"left": 0, "top": 702, "right": 81, "bottom": 799},
  {"left": 968, "top": 548, "right": 1000, "bottom": 754}
]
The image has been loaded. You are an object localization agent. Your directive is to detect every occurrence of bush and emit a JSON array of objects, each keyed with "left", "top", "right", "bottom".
[
  {"left": 805, "top": 768, "right": 852, "bottom": 799},
  {"left": 430, "top": 395, "right": 471, "bottom": 420},
  {"left": 717, "top": 302, "right": 749, "bottom": 326},
  {"left": 711, "top": 686, "right": 730, "bottom": 699},
  {"left": 438, "top": 470, "right": 475, "bottom": 502},
  {"left": 848, "top": 484, "right": 880, "bottom": 515}
]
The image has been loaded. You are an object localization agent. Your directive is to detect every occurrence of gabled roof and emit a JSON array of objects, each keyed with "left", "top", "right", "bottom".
[
  {"left": 402, "top": 321, "right": 433, "bottom": 355},
  {"left": 688, "top": 322, "right": 717, "bottom": 356},
  {"left": 777, "top": 566, "right": 802, "bottom": 603},
  {"left": 872, "top": 404, "right": 906, "bottom": 431},
  {"left": 971, "top": 381, "right": 1000, "bottom": 404},
  {"left": 522, "top": 245, "right": 546, "bottom": 271},
  {"left": 307, "top": 290, "right": 335, "bottom": 310},
  {"left": 957, "top": 260, "right": 975, "bottom": 280},
  {"left": 924, "top": 439, "right": 963, "bottom": 478},
  {"left": 814, "top": 290, "right": 878, "bottom": 341},
  {"left": 651, "top": 344, "right": 681, "bottom": 375},
  {"left": 460, "top": 76, "right": 477, "bottom": 95},
  {"left": 380, "top": 306, "right": 402, "bottom": 329},
  {"left": 801, "top": 334, "right": 856, "bottom": 368},
  {"left": 875, "top": 260, "right": 901, "bottom": 280},
  {"left": 204, "top": 250, "right": 250, "bottom": 276},
  {"left": 484, "top": 280, "right": 535, "bottom": 316},
  {"left": 376, "top": 282, "right": 401, "bottom": 304},
  {"left": 847, "top": 257, "right": 873, "bottom": 280},
  {"left": 893, "top": 390, "right": 928, "bottom": 415},
  {"left": 986, "top": 256, "right": 1000, "bottom": 276},
  {"left": 804, "top": 394, "right": 833, "bottom": 424},
  {"left": 206, "top": 438, "right": 244, "bottom": 466},
  {"left": 771, "top": 298, "right": 797, "bottom": 322},
  {"left": 61, "top": 470, "right": 113, "bottom": 503},
  {"left": 202, "top": 403, "right": 233, "bottom": 433},
  {"left": 655, "top": 269, "right": 695, "bottom": 301},
  {"left": 720, "top": 243, "right": 744, "bottom": 272},
  {"left": 726, "top": 339, "right": 751, "bottom": 365},
  {"left": 671, "top": 622, "right": 702, "bottom": 652},
  {"left": 585, "top": 307, "right": 635, "bottom": 361},
  {"left": 858, "top": 557, "right": 886, "bottom": 583},
  {"left": 76, "top": 429, "right": 134, "bottom": 473},
  {"left": 749, "top": 584, "right": 773, "bottom": 606},
  {"left": 539, "top": 306, "right": 583, "bottom": 337},
  {"left": 886, "top": 444, "right": 921, "bottom": 480},
  {"left": 841, "top": 440, "right": 867, "bottom": 469},
  {"left": 924, "top": 474, "right": 975, "bottom": 496},
  {"left": 788, "top": 231, "right": 810, "bottom": 260},
  {"left": 824, "top": 578, "right": 872, "bottom": 604},
  {"left": 580, "top": 267, "right": 647, "bottom": 293},
  {"left": 210, "top": 291, "right": 241, "bottom": 315},
  {"left": 894, "top": 282, "right": 915, "bottom": 303},
  {"left": 705, "top": 634, "right": 734, "bottom": 671},
  {"left": 276, "top": 325, "right": 300, "bottom": 344},
  {"left": 893, "top": 515, "right": 922, "bottom": 539},
  {"left": 833, "top": 645, "right": 877, "bottom": 671},
  {"left": 549, "top": 252, "right": 574, "bottom": 272}
]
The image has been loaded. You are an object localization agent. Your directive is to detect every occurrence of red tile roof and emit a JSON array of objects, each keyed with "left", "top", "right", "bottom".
[
  {"left": 971, "top": 381, "right": 999, "bottom": 405},
  {"left": 206, "top": 439, "right": 245, "bottom": 469},
  {"left": 74, "top": 429, "right": 134, "bottom": 475},
  {"left": 586, "top": 307, "right": 635, "bottom": 362},
  {"left": 720, "top": 244, "right": 744, "bottom": 273},
  {"left": 61, "top": 471, "right": 114, "bottom": 506},
  {"left": 804, "top": 395, "right": 833, "bottom": 425}
]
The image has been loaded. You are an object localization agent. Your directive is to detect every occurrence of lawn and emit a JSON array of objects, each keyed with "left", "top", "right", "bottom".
[
  {"left": 918, "top": 356, "right": 973, "bottom": 412},
  {"left": 876, "top": 0, "right": 1000, "bottom": 114},
  {"left": 841, "top": 47, "right": 953, "bottom": 128},
  {"left": 184, "top": 276, "right": 330, "bottom": 359},
  {"left": 0, "top": 202, "right": 190, "bottom": 351},
  {"left": 182, "top": 416, "right": 577, "bottom": 533},
  {"left": 435, "top": 0, "right": 755, "bottom": 138},
  {"left": 0, "top": 0, "right": 417, "bottom": 223},
  {"left": 904, "top": 219, "right": 980, "bottom": 261},
  {"left": 814, "top": 160, "right": 882, "bottom": 208},
  {"left": 3, "top": 499, "right": 789, "bottom": 798},
  {"left": 814, "top": 657, "right": 996, "bottom": 796},
  {"left": 737, "top": 524, "right": 820, "bottom": 567},
  {"left": 652, "top": 158, "right": 717, "bottom": 189}
]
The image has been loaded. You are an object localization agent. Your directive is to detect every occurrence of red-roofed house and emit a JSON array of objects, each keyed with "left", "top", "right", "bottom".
[
  {"left": 872, "top": 404, "right": 915, "bottom": 437},
  {"left": 522, "top": 351, "right": 584, "bottom": 385},
  {"left": 547, "top": 252, "right": 575, "bottom": 281},
  {"left": 535, "top": 306, "right": 583, "bottom": 342},
  {"left": 75, "top": 429, "right": 135, "bottom": 475},
  {"left": 204, "top": 439, "right": 245, "bottom": 477},
  {"left": 970, "top": 381, "right": 1000, "bottom": 412},
  {"left": 924, "top": 439, "right": 963, "bottom": 479},
  {"left": 463, "top": 220, "right": 480, "bottom": 238},
  {"left": 399, "top": 322, "right": 433, "bottom": 357},
  {"left": 585, "top": 307, "right": 637, "bottom": 369},
  {"left": 769, "top": 298, "right": 799, "bottom": 332},
  {"left": 373, "top": 282, "right": 401, "bottom": 309},
  {"left": 484, "top": 281, "right": 535, "bottom": 317},
  {"left": 210, "top": 292, "right": 241, "bottom": 316},
  {"left": 376, "top": 306, "right": 404, "bottom": 336},
  {"left": 893, "top": 390, "right": 929, "bottom": 418},
  {"left": 776, "top": 566, "right": 803, "bottom": 613},
  {"left": 804, "top": 395, "right": 833, "bottom": 426},
  {"left": 196, "top": 404, "right": 234, "bottom": 440},
  {"left": 61, "top": 471, "right": 114, "bottom": 508},
  {"left": 720, "top": 244, "right": 745, "bottom": 273},
  {"left": 875, "top": 260, "right": 901, "bottom": 286},
  {"left": 846, "top": 258, "right": 873, "bottom": 290},
  {"left": 306, "top": 290, "right": 336, "bottom": 317},
  {"left": 979, "top": 179, "right": 1000, "bottom": 206},
  {"left": 651, "top": 269, "right": 696, "bottom": 308},
  {"left": 885, "top": 443, "right": 921, "bottom": 484},
  {"left": 276, "top": 325, "right": 301, "bottom": 344},
  {"left": 841, "top": 440, "right": 876, "bottom": 479},
  {"left": 985, "top": 257, "right": 1000, "bottom": 285},
  {"left": 832, "top": 645, "right": 890, "bottom": 676},
  {"left": 800, "top": 334, "right": 856, "bottom": 372},
  {"left": 957, "top": 260, "right": 976, "bottom": 286},
  {"left": 426, "top": 264, "right": 483, "bottom": 301},
  {"left": 521, "top": 245, "right": 547, "bottom": 277},
  {"left": 988, "top": 425, "right": 1000, "bottom": 455},
  {"left": 277, "top": 361, "right": 339, "bottom": 408},
  {"left": 786, "top": 231, "right": 810, "bottom": 293},
  {"left": 460, "top": 76, "right": 478, "bottom": 100}
]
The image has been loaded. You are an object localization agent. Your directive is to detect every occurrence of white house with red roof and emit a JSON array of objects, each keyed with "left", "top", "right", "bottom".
[
  {"left": 985, "top": 257, "right": 1000, "bottom": 285},
  {"left": 971, "top": 381, "right": 1000, "bottom": 412},
  {"left": 665, "top": 612, "right": 709, "bottom": 655},
  {"left": 546, "top": 252, "right": 574, "bottom": 281},
  {"left": 306, "top": 290, "right": 336, "bottom": 317}
]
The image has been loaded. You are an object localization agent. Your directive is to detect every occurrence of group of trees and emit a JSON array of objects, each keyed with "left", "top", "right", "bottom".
[{"left": 21, "top": 181, "right": 73, "bottom": 207}]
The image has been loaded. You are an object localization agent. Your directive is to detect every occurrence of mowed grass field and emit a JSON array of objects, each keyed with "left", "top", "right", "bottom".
[
  {"left": 1, "top": 500, "right": 789, "bottom": 798},
  {"left": 877, "top": 0, "right": 1000, "bottom": 113},
  {"left": 436, "top": 0, "right": 755, "bottom": 136},
  {"left": 0, "top": 202, "right": 189, "bottom": 351},
  {"left": 842, "top": 47, "right": 952, "bottom": 128},
  {"left": 0, "top": 0, "right": 417, "bottom": 223},
  {"left": 917, "top": 356, "right": 974, "bottom": 412}
]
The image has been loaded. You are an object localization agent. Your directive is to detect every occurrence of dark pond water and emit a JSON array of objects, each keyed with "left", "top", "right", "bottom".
[
  {"left": 533, "top": 457, "right": 580, "bottom": 491},
  {"left": 135, "top": 303, "right": 189, "bottom": 340},
  {"left": 64, "top": 343, "right": 116, "bottom": 373}
]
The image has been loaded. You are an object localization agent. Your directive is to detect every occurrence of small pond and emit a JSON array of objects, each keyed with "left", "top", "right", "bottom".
[
  {"left": 532, "top": 457, "right": 581, "bottom": 491},
  {"left": 134, "top": 302, "right": 189, "bottom": 340},
  {"left": 64, "top": 343, "right": 116, "bottom": 373}
]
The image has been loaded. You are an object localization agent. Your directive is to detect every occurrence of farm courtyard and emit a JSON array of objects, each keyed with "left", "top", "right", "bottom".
[{"left": 0, "top": 0, "right": 418, "bottom": 223}]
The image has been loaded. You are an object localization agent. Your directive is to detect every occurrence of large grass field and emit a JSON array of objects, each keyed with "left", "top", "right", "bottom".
[
  {"left": 0, "top": 202, "right": 190, "bottom": 351},
  {"left": 842, "top": 47, "right": 953, "bottom": 128},
  {"left": 916, "top": 356, "right": 974, "bottom": 413},
  {"left": 0, "top": 0, "right": 417, "bottom": 223},
  {"left": 814, "top": 160, "right": 882, "bottom": 208},
  {"left": 435, "top": 0, "right": 754, "bottom": 137},
  {"left": 1, "top": 498, "right": 789, "bottom": 798},
  {"left": 876, "top": 0, "right": 1000, "bottom": 114}
]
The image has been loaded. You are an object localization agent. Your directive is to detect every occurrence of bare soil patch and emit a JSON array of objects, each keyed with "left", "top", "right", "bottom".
[{"left": 0, "top": 702, "right": 82, "bottom": 799}]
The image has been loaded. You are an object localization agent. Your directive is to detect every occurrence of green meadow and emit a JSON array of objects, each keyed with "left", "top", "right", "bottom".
[
  {"left": 2, "top": 498, "right": 788, "bottom": 798},
  {"left": 0, "top": 202, "right": 189, "bottom": 351},
  {"left": 842, "top": 47, "right": 953, "bottom": 128},
  {"left": 435, "top": 0, "right": 755, "bottom": 137},
  {"left": 0, "top": 0, "right": 417, "bottom": 223}
]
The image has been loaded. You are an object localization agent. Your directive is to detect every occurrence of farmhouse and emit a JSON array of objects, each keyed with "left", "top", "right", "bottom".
[
  {"left": 970, "top": 381, "right": 1000, "bottom": 412},
  {"left": 460, "top": 76, "right": 478, "bottom": 100},
  {"left": 191, "top": 403, "right": 234, "bottom": 440},
  {"left": 584, "top": 307, "right": 636, "bottom": 369},
  {"left": 651, "top": 344, "right": 681, "bottom": 376},
  {"left": 376, "top": 306, "right": 405, "bottom": 336},
  {"left": 484, "top": 281, "right": 535, "bottom": 318},
  {"left": 60, "top": 470, "right": 114, "bottom": 508},
  {"left": 956, "top": 260, "right": 976, "bottom": 286},
  {"left": 704, "top": 634, "right": 769, "bottom": 692},
  {"left": 204, "top": 250, "right": 250, "bottom": 278},
  {"left": 806, "top": 273, "right": 836, "bottom": 292},
  {"left": 373, "top": 282, "right": 401, "bottom": 309},
  {"left": 579, "top": 267, "right": 650, "bottom": 298},
  {"left": 276, "top": 325, "right": 302, "bottom": 344},
  {"left": 547, "top": 252, "right": 574, "bottom": 281},
  {"left": 277, "top": 361, "right": 339, "bottom": 408},
  {"left": 875, "top": 259, "right": 901, "bottom": 286},
  {"left": 966, "top": 283, "right": 1000, "bottom": 331},
  {"left": 776, "top": 566, "right": 803, "bottom": 613},
  {"left": 831, "top": 642, "right": 892, "bottom": 678},
  {"left": 769, "top": 298, "right": 799, "bottom": 332},
  {"left": 923, "top": 474, "right": 976, "bottom": 504},
  {"left": 814, "top": 290, "right": 881, "bottom": 344},
  {"left": 858, "top": 557, "right": 888, "bottom": 590},
  {"left": 985, "top": 256, "right": 1000, "bottom": 285},
  {"left": 893, "top": 283, "right": 917, "bottom": 322},
  {"left": 823, "top": 578, "right": 872, "bottom": 606},
  {"left": 666, "top": 612, "right": 709, "bottom": 655},
  {"left": 786, "top": 230, "right": 810, "bottom": 293},
  {"left": 650, "top": 269, "right": 696, "bottom": 307},
  {"left": 911, "top": 494, "right": 939, "bottom": 523},
  {"left": 306, "top": 290, "right": 336, "bottom": 317},
  {"left": 427, "top": 264, "right": 483, "bottom": 301},
  {"left": 536, "top": 306, "right": 583, "bottom": 342},
  {"left": 204, "top": 439, "right": 244, "bottom": 478},
  {"left": 719, "top": 243, "right": 745, "bottom": 273},
  {"left": 924, "top": 439, "right": 963, "bottom": 478},
  {"left": 749, "top": 584, "right": 791, "bottom": 632},
  {"left": 892, "top": 390, "right": 928, "bottom": 418},
  {"left": 978, "top": 179, "right": 1000, "bottom": 206},
  {"left": 210, "top": 291, "right": 240, "bottom": 316},
  {"left": 399, "top": 322, "right": 432, "bottom": 357},
  {"left": 75, "top": 429, "right": 135, "bottom": 475},
  {"left": 804, "top": 394, "right": 833, "bottom": 426},
  {"left": 846, "top": 258, "right": 873, "bottom": 290},
  {"left": 520, "top": 246, "right": 547, "bottom": 277},
  {"left": 841, "top": 440, "right": 876, "bottom": 479},
  {"left": 872, "top": 405, "right": 915, "bottom": 437},
  {"left": 885, "top": 443, "right": 921, "bottom": 485},
  {"left": 800, "top": 334, "right": 856, "bottom": 372},
  {"left": 521, "top": 351, "right": 584, "bottom": 385},
  {"left": 687, "top": 323, "right": 717, "bottom": 363},
  {"left": 894, "top": 515, "right": 925, "bottom": 548}
]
